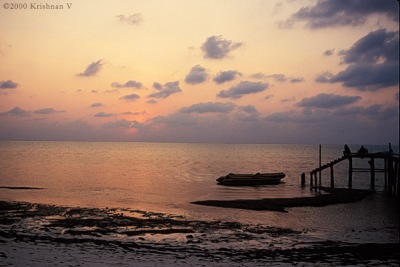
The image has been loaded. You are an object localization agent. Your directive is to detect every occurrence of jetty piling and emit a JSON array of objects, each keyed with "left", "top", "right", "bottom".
[
  {"left": 348, "top": 156, "right": 353, "bottom": 189},
  {"left": 370, "top": 157, "right": 375, "bottom": 190},
  {"left": 303, "top": 144, "right": 399, "bottom": 198},
  {"left": 301, "top": 172, "right": 306, "bottom": 187}
]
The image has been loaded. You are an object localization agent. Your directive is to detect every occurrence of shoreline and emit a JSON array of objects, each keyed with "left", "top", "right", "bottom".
[{"left": 191, "top": 187, "right": 374, "bottom": 212}]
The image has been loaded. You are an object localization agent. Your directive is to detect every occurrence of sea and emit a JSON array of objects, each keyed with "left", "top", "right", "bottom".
[{"left": 0, "top": 141, "right": 399, "bottom": 266}]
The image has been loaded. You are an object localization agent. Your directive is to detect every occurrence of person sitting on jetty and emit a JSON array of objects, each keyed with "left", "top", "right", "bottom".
[
  {"left": 357, "top": 145, "right": 368, "bottom": 155},
  {"left": 343, "top": 144, "right": 351, "bottom": 156}
]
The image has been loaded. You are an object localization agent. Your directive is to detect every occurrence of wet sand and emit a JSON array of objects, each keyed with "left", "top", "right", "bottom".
[
  {"left": 192, "top": 187, "right": 373, "bottom": 212},
  {"left": 1, "top": 195, "right": 399, "bottom": 266}
]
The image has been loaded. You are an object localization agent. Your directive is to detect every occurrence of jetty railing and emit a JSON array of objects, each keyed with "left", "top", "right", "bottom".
[{"left": 301, "top": 145, "right": 399, "bottom": 199}]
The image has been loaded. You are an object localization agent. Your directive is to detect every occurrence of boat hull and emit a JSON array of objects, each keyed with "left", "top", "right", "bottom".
[{"left": 216, "top": 172, "right": 285, "bottom": 186}]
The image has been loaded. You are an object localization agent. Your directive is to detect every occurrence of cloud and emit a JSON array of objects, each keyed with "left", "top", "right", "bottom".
[
  {"left": 146, "top": 102, "right": 260, "bottom": 134},
  {"left": 265, "top": 94, "right": 273, "bottom": 100},
  {"left": 0, "top": 80, "right": 18, "bottom": 89},
  {"left": 217, "top": 81, "right": 268, "bottom": 99},
  {"left": 251, "top": 73, "right": 267, "bottom": 80},
  {"left": 213, "top": 70, "right": 241, "bottom": 84},
  {"left": 94, "top": 112, "right": 115, "bottom": 117},
  {"left": 1, "top": 107, "right": 65, "bottom": 117},
  {"left": 184, "top": 65, "right": 209, "bottom": 84},
  {"left": 266, "top": 74, "right": 287, "bottom": 82},
  {"left": 0, "top": 116, "right": 150, "bottom": 141},
  {"left": 323, "top": 49, "right": 335, "bottom": 56},
  {"left": 153, "top": 82, "right": 162, "bottom": 90},
  {"left": 330, "top": 62, "right": 399, "bottom": 91},
  {"left": 77, "top": 60, "right": 103, "bottom": 77},
  {"left": 360, "top": 104, "right": 398, "bottom": 121},
  {"left": 331, "top": 104, "right": 396, "bottom": 120},
  {"left": 133, "top": 103, "right": 296, "bottom": 143},
  {"left": 236, "top": 105, "right": 260, "bottom": 121},
  {"left": 290, "top": 77, "right": 304, "bottom": 83},
  {"left": 111, "top": 80, "right": 142, "bottom": 89},
  {"left": 120, "top": 93, "right": 140, "bottom": 101},
  {"left": 33, "top": 108, "right": 65, "bottom": 115},
  {"left": 253, "top": 73, "right": 304, "bottom": 83},
  {"left": 122, "top": 111, "right": 145, "bottom": 116},
  {"left": 148, "top": 81, "right": 182, "bottom": 99},
  {"left": 316, "top": 29, "right": 399, "bottom": 91},
  {"left": 201, "top": 35, "right": 242, "bottom": 59},
  {"left": 116, "top": 13, "right": 143, "bottom": 25},
  {"left": 281, "top": 97, "right": 296, "bottom": 103},
  {"left": 315, "top": 72, "right": 334, "bottom": 83},
  {"left": 173, "top": 102, "right": 259, "bottom": 125},
  {"left": 266, "top": 103, "right": 398, "bottom": 128},
  {"left": 90, "top": 103, "right": 104, "bottom": 108},
  {"left": 297, "top": 93, "right": 361, "bottom": 109},
  {"left": 265, "top": 111, "right": 297, "bottom": 123},
  {"left": 240, "top": 105, "right": 258, "bottom": 115},
  {"left": 1, "top": 107, "right": 30, "bottom": 117},
  {"left": 102, "top": 119, "right": 140, "bottom": 129},
  {"left": 104, "top": 89, "right": 118, "bottom": 94},
  {"left": 151, "top": 113, "right": 199, "bottom": 127},
  {"left": 340, "top": 29, "right": 399, "bottom": 65},
  {"left": 263, "top": 110, "right": 322, "bottom": 124},
  {"left": 283, "top": 0, "right": 399, "bottom": 29},
  {"left": 147, "top": 99, "right": 157, "bottom": 104},
  {"left": 179, "top": 102, "right": 236, "bottom": 114}
]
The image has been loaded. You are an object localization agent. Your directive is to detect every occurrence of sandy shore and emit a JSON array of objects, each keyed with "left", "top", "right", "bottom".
[{"left": 1, "top": 196, "right": 399, "bottom": 266}]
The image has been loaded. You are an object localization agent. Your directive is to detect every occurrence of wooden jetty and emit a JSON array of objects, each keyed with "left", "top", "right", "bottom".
[{"left": 302, "top": 144, "right": 399, "bottom": 199}]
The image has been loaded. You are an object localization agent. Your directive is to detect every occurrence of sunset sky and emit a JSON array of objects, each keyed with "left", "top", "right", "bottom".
[{"left": 0, "top": 0, "right": 399, "bottom": 144}]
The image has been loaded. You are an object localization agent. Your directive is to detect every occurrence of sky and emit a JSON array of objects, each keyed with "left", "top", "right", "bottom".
[{"left": 0, "top": 0, "right": 399, "bottom": 144}]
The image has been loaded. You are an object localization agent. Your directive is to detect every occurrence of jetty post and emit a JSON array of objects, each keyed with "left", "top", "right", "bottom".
[
  {"left": 301, "top": 172, "right": 306, "bottom": 187},
  {"left": 369, "top": 157, "right": 375, "bottom": 190},
  {"left": 319, "top": 144, "right": 322, "bottom": 187},
  {"left": 384, "top": 157, "right": 388, "bottom": 189},
  {"left": 348, "top": 156, "right": 353, "bottom": 189},
  {"left": 330, "top": 164, "right": 334, "bottom": 188}
]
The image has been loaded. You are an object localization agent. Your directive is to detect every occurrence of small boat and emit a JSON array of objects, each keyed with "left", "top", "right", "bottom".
[{"left": 216, "top": 172, "right": 285, "bottom": 186}]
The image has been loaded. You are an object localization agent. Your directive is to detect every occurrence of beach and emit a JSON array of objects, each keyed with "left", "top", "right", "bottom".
[{"left": 1, "top": 197, "right": 399, "bottom": 266}]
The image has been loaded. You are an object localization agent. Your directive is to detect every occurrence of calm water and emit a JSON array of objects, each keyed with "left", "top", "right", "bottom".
[{"left": 0, "top": 141, "right": 398, "bottom": 243}]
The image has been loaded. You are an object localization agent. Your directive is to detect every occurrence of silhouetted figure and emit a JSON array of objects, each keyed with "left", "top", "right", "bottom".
[
  {"left": 343, "top": 144, "right": 351, "bottom": 156},
  {"left": 358, "top": 145, "right": 368, "bottom": 154}
]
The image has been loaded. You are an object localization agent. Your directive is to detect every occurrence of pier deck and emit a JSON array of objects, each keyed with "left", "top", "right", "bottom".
[{"left": 302, "top": 145, "right": 399, "bottom": 199}]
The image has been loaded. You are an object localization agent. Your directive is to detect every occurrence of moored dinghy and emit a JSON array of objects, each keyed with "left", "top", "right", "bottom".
[{"left": 216, "top": 172, "right": 285, "bottom": 186}]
